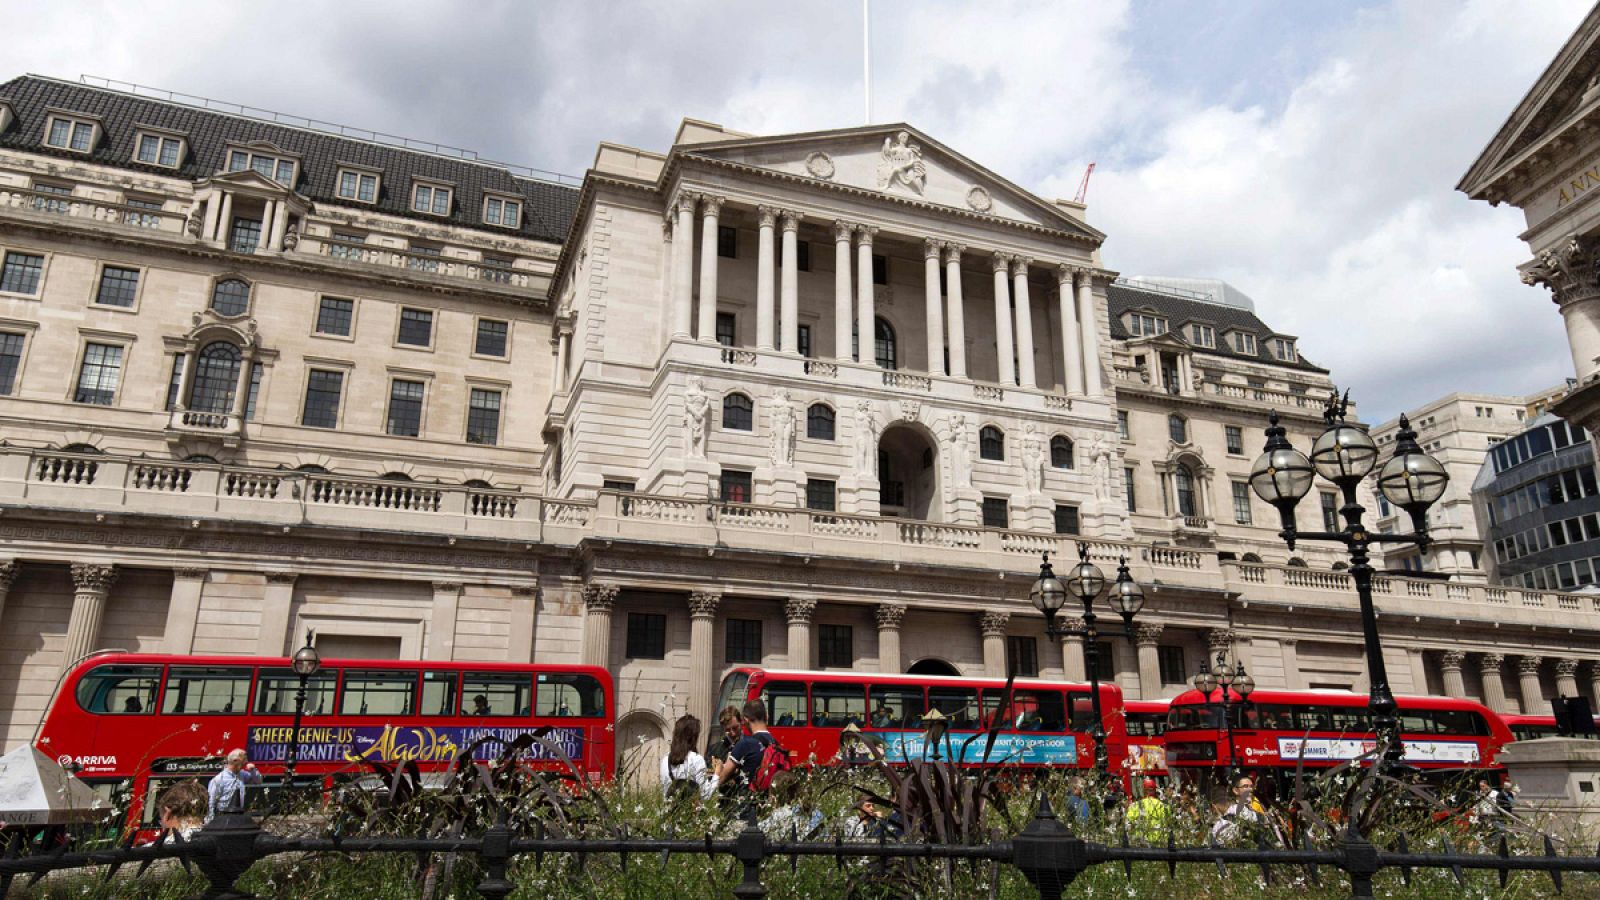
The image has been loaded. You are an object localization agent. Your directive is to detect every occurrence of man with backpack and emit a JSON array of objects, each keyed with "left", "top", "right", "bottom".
[{"left": 716, "top": 699, "right": 791, "bottom": 794}]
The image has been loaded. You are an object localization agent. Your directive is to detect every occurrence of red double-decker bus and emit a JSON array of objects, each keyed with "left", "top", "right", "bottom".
[
  {"left": 1123, "top": 700, "right": 1169, "bottom": 778},
  {"left": 1164, "top": 688, "right": 1510, "bottom": 799},
  {"left": 1499, "top": 713, "right": 1600, "bottom": 741},
  {"left": 37, "top": 653, "right": 614, "bottom": 835},
  {"left": 714, "top": 667, "right": 1127, "bottom": 772}
]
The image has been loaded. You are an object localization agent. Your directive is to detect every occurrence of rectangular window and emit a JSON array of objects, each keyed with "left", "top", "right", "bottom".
[
  {"left": 164, "top": 353, "right": 185, "bottom": 411},
  {"left": 483, "top": 195, "right": 521, "bottom": 227},
  {"left": 0, "top": 332, "right": 24, "bottom": 395},
  {"left": 1226, "top": 425, "right": 1244, "bottom": 455},
  {"left": 930, "top": 687, "right": 981, "bottom": 730},
  {"left": 161, "top": 667, "right": 251, "bottom": 715},
  {"left": 315, "top": 297, "right": 354, "bottom": 336},
  {"left": 1190, "top": 324, "right": 1216, "bottom": 347},
  {"left": 243, "top": 363, "right": 262, "bottom": 421},
  {"left": 872, "top": 253, "right": 887, "bottom": 285},
  {"left": 31, "top": 182, "right": 71, "bottom": 214},
  {"left": 797, "top": 323, "right": 812, "bottom": 358},
  {"left": 397, "top": 308, "right": 434, "bottom": 347},
  {"left": 405, "top": 244, "right": 443, "bottom": 274},
  {"left": 1128, "top": 314, "right": 1167, "bottom": 336},
  {"left": 475, "top": 319, "right": 509, "bottom": 357},
  {"left": 715, "top": 312, "right": 736, "bottom": 347},
  {"left": 328, "top": 231, "right": 366, "bottom": 259},
  {"left": 1054, "top": 504, "right": 1080, "bottom": 535},
  {"left": 413, "top": 183, "right": 452, "bottom": 215},
  {"left": 74, "top": 342, "right": 123, "bottom": 405},
  {"left": 94, "top": 266, "right": 140, "bottom": 308},
  {"left": 466, "top": 388, "right": 502, "bottom": 445},
  {"left": 1094, "top": 641, "right": 1116, "bottom": 682},
  {"left": 982, "top": 496, "right": 1009, "bottom": 529},
  {"left": 1124, "top": 467, "right": 1137, "bottom": 512},
  {"left": 818, "top": 624, "right": 853, "bottom": 668},
  {"left": 1232, "top": 482, "right": 1253, "bottom": 524},
  {"left": 337, "top": 170, "right": 380, "bottom": 203},
  {"left": 626, "top": 612, "right": 667, "bottom": 660},
  {"left": 0, "top": 251, "right": 45, "bottom": 295},
  {"left": 461, "top": 673, "right": 532, "bottom": 717},
  {"left": 340, "top": 670, "right": 416, "bottom": 716},
  {"left": 806, "top": 478, "right": 836, "bottom": 512},
  {"left": 228, "top": 217, "right": 262, "bottom": 253},
  {"left": 1321, "top": 491, "right": 1340, "bottom": 531},
  {"left": 1234, "top": 333, "right": 1258, "bottom": 355},
  {"left": 725, "top": 618, "right": 762, "bottom": 664},
  {"left": 796, "top": 240, "right": 810, "bottom": 272},
  {"left": 1158, "top": 646, "right": 1186, "bottom": 685},
  {"left": 136, "top": 134, "right": 183, "bottom": 167},
  {"left": 46, "top": 116, "right": 96, "bottom": 152},
  {"left": 717, "top": 225, "right": 737, "bottom": 258},
  {"left": 1271, "top": 338, "right": 1296, "bottom": 362},
  {"left": 301, "top": 369, "right": 345, "bottom": 428},
  {"left": 720, "top": 470, "right": 753, "bottom": 504},
  {"left": 1118, "top": 410, "right": 1130, "bottom": 440},
  {"left": 811, "top": 683, "right": 863, "bottom": 727},
  {"left": 868, "top": 687, "right": 925, "bottom": 729},
  {"left": 1007, "top": 636, "right": 1039, "bottom": 678},
  {"left": 386, "top": 379, "right": 425, "bottom": 437},
  {"left": 228, "top": 151, "right": 296, "bottom": 186}
]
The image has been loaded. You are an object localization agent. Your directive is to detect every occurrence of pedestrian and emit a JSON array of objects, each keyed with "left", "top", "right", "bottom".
[
  {"left": 715, "top": 699, "right": 786, "bottom": 793},
  {"left": 1473, "top": 778, "right": 1510, "bottom": 823},
  {"left": 759, "top": 771, "right": 825, "bottom": 837},
  {"left": 706, "top": 706, "right": 743, "bottom": 766},
  {"left": 843, "top": 792, "right": 905, "bottom": 840},
  {"left": 1209, "top": 775, "right": 1282, "bottom": 845},
  {"left": 206, "top": 749, "right": 262, "bottom": 821},
  {"left": 1062, "top": 776, "right": 1092, "bottom": 823},
  {"left": 1125, "top": 777, "right": 1172, "bottom": 843},
  {"left": 155, "top": 780, "right": 206, "bottom": 841},
  {"left": 660, "top": 714, "right": 716, "bottom": 802}
]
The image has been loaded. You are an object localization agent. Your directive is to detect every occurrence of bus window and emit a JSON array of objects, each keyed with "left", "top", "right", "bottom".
[
  {"left": 868, "top": 687, "right": 925, "bottom": 729},
  {"left": 811, "top": 684, "right": 866, "bottom": 728},
  {"left": 716, "top": 671, "right": 751, "bottom": 715},
  {"left": 929, "top": 688, "right": 980, "bottom": 730},
  {"left": 760, "top": 681, "right": 807, "bottom": 727},
  {"left": 1300, "top": 707, "right": 1336, "bottom": 732},
  {"left": 162, "top": 667, "right": 252, "bottom": 715},
  {"left": 1428, "top": 709, "right": 1489, "bottom": 737},
  {"left": 1326, "top": 707, "right": 1371, "bottom": 732},
  {"left": 76, "top": 664, "right": 161, "bottom": 714},
  {"left": 420, "top": 671, "right": 458, "bottom": 716},
  {"left": 255, "top": 669, "right": 337, "bottom": 715},
  {"left": 341, "top": 670, "right": 416, "bottom": 716},
  {"left": 462, "top": 673, "right": 533, "bottom": 716},
  {"left": 993, "top": 690, "right": 1066, "bottom": 732},
  {"left": 1068, "top": 692, "right": 1099, "bottom": 731},
  {"left": 537, "top": 673, "right": 605, "bottom": 717}
]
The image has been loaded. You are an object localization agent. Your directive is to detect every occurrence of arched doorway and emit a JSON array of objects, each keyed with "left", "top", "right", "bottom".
[
  {"left": 878, "top": 423, "right": 939, "bottom": 520},
  {"left": 907, "top": 658, "right": 961, "bottom": 677},
  {"left": 615, "top": 710, "right": 669, "bottom": 788}
]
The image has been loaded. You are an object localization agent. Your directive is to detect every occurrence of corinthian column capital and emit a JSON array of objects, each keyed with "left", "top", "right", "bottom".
[
  {"left": 1135, "top": 622, "right": 1164, "bottom": 647},
  {"left": 71, "top": 563, "right": 116, "bottom": 594},
  {"left": 785, "top": 597, "right": 817, "bottom": 625},
  {"left": 700, "top": 195, "right": 725, "bottom": 215},
  {"left": 779, "top": 210, "right": 803, "bottom": 232},
  {"left": 1556, "top": 658, "right": 1580, "bottom": 677},
  {"left": 583, "top": 582, "right": 620, "bottom": 612},
  {"left": 834, "top": 220, "right": 855, "bottom": 242},
  {"left": 0, "top": 560, "right": 20, "bottom": 592},
  {"left": 1439, "top": 650, "right": 1466, "bottom": 671},
  {"left": 1523, "top": 235, "right": 1600, "bottom": 306},
  {"left": 979, "top": 610, "right": 1010, "bottom": 638},
  {"left": 757, "top": 205, "right": 779, "bottom": 228},
  {"left": 688, "top": 590, "right": 721, "bottom": 619},
  {"left": 875, "top": 603, "right": 907, "bottom": 630},
  {"left": 924, "top": 237, "right": 942, "bottom": 260}
]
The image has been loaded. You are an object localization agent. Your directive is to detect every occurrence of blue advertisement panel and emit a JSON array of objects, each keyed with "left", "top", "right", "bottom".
[
  {"left": 872, "top": 731, "right": 1078, "bottom": 765},
  {"left": 247, "top": 725, "right": 584, "bottom": 765}
]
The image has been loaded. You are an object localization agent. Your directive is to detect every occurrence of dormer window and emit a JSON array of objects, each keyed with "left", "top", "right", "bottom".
[
  {"left": 1189, "top": 324, "right": 1215, "bottom": 348},
  {"left": 412, "top": 181, "right": 452, "bottom": 216},
  {"left": 483, "top": 194, "right": 522, "bottom": 228},
  {"left": 0, "top": 103, "right": 15, "bottom": 134},
  {"left": 44, "top": 114, "right": 98, "bottom": 153},
  {"left": 1232, "top": 332, "right": 1258, "bottom": 355},
  {"left": 134, "top": 130, "right": 185, "bottom": 168},
  {"left": 1270, "top": 338, "right": 1296, "bottom": 362},
  {"left": 226, "top": 149, "right": 297, "bottom": 187},
  {"left": 336, "top": 167, "right": 380, "bottom": 203},
  {"left": 1126, "top": 313, "right": 1167, "bottom": 337}
]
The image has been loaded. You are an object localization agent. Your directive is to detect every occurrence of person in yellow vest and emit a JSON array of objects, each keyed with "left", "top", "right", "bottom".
[{"left": 1124, "top": 777, "right": 1172, "bottom": 843}]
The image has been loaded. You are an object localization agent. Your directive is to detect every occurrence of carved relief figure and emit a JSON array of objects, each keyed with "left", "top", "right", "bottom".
[
  {"left": 684, "top": 376, "right": 710, "bottom": 458},
  {"left": 770, "top": 389, "right": 796, "bottom": 467},
  {"left": 1020, "top": 423, "right": 1045, "bottom": 495},
  {"left": 1089, "top": 434, "right": 1114, "bottom": 502},
  {"left": 854, "top": 400, "right": 881, "bottom": 475},
  {"left": 876, "top": 131, "right": 927, "bottom": 195},
  {"left": 948, "top": 414, "right": 972, "bottom": 488}
]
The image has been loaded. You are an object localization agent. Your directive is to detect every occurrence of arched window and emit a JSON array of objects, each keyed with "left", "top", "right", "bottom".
[
  {"left": 806, "top": 403, "right": 835, "bottom": 440},
  {"left": 1287, "top": 557, "right": 1308, "bottom": 568},
  {"left": 211, "top": 279, "right": 251, "bottom": 316},
  {"left": 379, "top": 471, "right": 413, "bottom": 482},
  {"left": 188, "top": 341, "right": 241, "bottom": 413},
  {"left": 1174, "top": 463, "right": 1197, "bottom": 517},
  {"left": 979, "top": 426, "right": 1005, "bottom": 461},
  {"left": 1168, "top": 414, "right": 1188, "bottom": 444},
  {"left": 1050, "top": 435, "right": 1074, "bottom": 469},
  {"left": 1331, "top": 561, "right": 1348, "bottom": 571},
  {"left": 1241, "top": 553, "right": 1263, "bottom": 563},
  {"left": 184, "top": 454, "right": 219, "bottom": 464},
  {"left": 463, "top": 478, "right": 493, "bottom": 489},
  {"left": 61, "top": 443, "right": 101, "bottom": 454},
  {"left": 722, "top": 393, "right": 753, "bottom": 431},
  {"left": 875, "top": 317, "right": 897, "bottom": 370},
  {"left": 294, "top": 463, "right": 329, "bottom": 474}
]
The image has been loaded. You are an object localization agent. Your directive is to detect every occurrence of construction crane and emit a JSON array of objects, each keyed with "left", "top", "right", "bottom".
[{"left": 1074, "top": 162, "right": 1096, "bottom": 204}]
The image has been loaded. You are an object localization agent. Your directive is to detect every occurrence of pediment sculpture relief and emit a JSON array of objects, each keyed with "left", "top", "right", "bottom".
[{"left": 877, "top": 131, "right": 926, "bottom": 195}]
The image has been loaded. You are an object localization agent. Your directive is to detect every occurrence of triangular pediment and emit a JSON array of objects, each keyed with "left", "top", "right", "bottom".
[
  {"left": 200, "top": 168, "right": 296, "bottom": 195},
  {"left": 682, "top": 124, "right": 1102, "bottom": 241}
]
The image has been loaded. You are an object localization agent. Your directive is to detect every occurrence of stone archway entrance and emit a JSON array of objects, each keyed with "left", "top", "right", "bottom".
[
  {"left": 907, "top": 658, "right": 961, "bottom": 677},
  {"left": 878, "top": 423, "right": 939, "bottom": 520},
  {"left": 615, "top": 710, "right": 668, "bottom": 788}
]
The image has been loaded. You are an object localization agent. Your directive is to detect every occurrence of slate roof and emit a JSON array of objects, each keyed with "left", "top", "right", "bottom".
[
  {"left": 0, "top": 75, "right": 579, "bottom": 243},
  {"left": 1106, "top": 281, "right": 1327, "bottom": 373}
]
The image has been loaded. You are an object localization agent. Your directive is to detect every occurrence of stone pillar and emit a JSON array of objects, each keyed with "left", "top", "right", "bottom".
[
  {"left": 1207, "top": 628, "right": 1235, "bottom": 662},
  {"left": 785, "top": 598, "right": 816, "bottom": 669},
  {"left": 215, "top": 192, "right": 233, "bottom": 242},
  {"left": 980, "top": 610, "right": 1010, "bottom": 678},
  {"left": 876, "top": 603, "right": 906, "bottom": 674},
  {"left": 1279, "top": 638, "right": 1303, "bottom": 690},
  {"left": 696, "top": 195, "right": 723, "bottom": 343},
  {"left": 1011, "top": 257, "right": 1036, "bottom": 389},
  {"left": 270, "top": 200, "right": 290, "bottom": 251},
  {"left": 0, "top": 560, "right": 18, "bottom": 634},
  {"left": 1060, "top": 616, "right": 1086, "bottom": 682},
  {"left": 756, "top": 206, "right": 777, "bottom": 350},
  {"left": 1440, "top": 650, "right": 1467, "bottom": 699},
  {"left": 229, "top": 350, "right": 254, "bottom": 417},
  {"left": 779, "top": 210, "right": 802, "bottom": 353},
  {"left": 944, "top": 244, "right": 967, "bottom": 378},
  {"left": 855, "top": 227, "right": 877, "bottom": 364},
  {"left": 1055, "top": 266, "right": 1084, "bottom": 396},
  {"left": 992, "top": 252, "right": 1015, "bottom": 386},
  {"left": 555, "top": 329, "right": 571, "bottom": 392},
  {"left": 507, "top": 585, "right": 538, "bottom": 664},
  {"left": 1520, "top": 655, "right": 1546, "bottom": 714},
  {"left": 62, "top": 563, "right": 116, "bottom": 670},
  {"left": 582, "top": 583, "right": 619, "bottom": 669},
  {"left": 672, "top": 193, "right": 697, "bottom": 338},
  {"left": 258, "top": 200, "right": 275, "bottom": 251},
  {"left": 833, "top": 221, "right": 854, "bottom": 360},
  {"left": 1588, "top": 663, "right": 1600, "bottom": 711},
  {"left": 427, "top": 582, "right": 463, "bottom": 660},
  {"left": 687, "top": 591, "right": 721, "bottom": 728},
  {"left": 1135, "top": 623, "right": 1164, "bottom": 701},
  {"left": 257, "top": 572, "right": 296, "bottom": 656},
  {"left": 923, "top": 239, "right": 945, "bottom": 375},
  {"left": 1074, "top": 268, "right": 1104, "bottom": 396},
  {"left": 1556, "top": 658, "right": 1580, "bottom": 699},
  {"left": 200, "top": 191, "right": 221, "bottom": 242},
  {"left": 162, "top": 568, "right": 206, "bottom": 654},
  {"left": 1480, "top": 653, "right": 1509, "bottom": 714}
]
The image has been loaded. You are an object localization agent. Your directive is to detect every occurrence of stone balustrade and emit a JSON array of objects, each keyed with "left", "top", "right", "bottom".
[
  {"left": 306, "top": 237, "right": 538, "bottom": 292},
  {"left": 0, "top": 187, "right": 187, "bottom": 234}
]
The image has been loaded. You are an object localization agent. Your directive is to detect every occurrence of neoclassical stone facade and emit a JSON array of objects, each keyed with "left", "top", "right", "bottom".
[{"left": 0, "top": 76, "right": 1597, "bottom": 771}]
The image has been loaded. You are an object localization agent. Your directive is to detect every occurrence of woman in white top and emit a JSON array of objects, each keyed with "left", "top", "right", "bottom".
[{"left": 661, "top": 714, "right": 717, "bottom": 801}]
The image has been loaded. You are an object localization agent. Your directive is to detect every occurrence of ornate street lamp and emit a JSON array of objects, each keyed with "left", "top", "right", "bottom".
[
  {"left": 1193, "top": 650, "right": 1254, "bottom": 774},
  {"left": 284, "top": 628, "right": 321, "bottom": 784},
  {"left": 1029, "top": 544, "right": 1146, "bottom": 774},
  {"left": 1249, "top": 395, "right": 1446, "bottom": 765}
]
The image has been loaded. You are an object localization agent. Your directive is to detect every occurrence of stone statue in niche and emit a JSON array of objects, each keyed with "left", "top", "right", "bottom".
[
  {"left": 770, "top": 389, "right": 796, "bottom": 467},
  {"left": 684, "top": 376, "right": 710, "bottom": 458},
  {"left": 282, "top": 224, "right": 300, "bottom": 251},
  {"left": 877, "top": 130, "right": 927, "bottom": 195},
  {"left": 1089, "top": 434, "right": 1114, "bottom": 502},
  {"left": 1020, "top": 422, "right": 1045, "bottom": 495},
  {"left": 948, "top": 413, "right": 972, "bottom": 488},
  {"left": 854, "top": 400, "right": 881, "bottom": 475},
  {"left": 185, "top": 211, "right": 203, "bottom": 238}
]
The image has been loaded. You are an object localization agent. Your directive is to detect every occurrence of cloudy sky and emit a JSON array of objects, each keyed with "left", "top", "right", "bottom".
[{"left": 7, "top": 0, "right": 1590, "bottom": 421}]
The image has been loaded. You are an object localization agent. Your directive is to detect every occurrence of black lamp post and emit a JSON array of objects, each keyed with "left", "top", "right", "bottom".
[
  {"left": 1249, "top": 395, "right": 1447, "bottom": 765},
  {"left": 284, "top": 628, "right": 321, "bottom": 784},
  {"left": 1029, "top": 543, "right": 1146, "bottom": 774},
  {"left": 1193, "top": 650, "right": 1254, "bottom": 774}
]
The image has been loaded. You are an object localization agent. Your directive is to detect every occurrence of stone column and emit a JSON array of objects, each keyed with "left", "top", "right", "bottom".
[
  {"left": 229, "top": 350, "right": 255, "bottom": 417},
  {"left": 855, "top": 227, "right": 877, "bottom": 364},
  {"left": 1060, "top": 617, "right": 1086, "bottom": 682},
  {"left": 555, "top": 328, "right": 571, "bottom": 392},
  {"left": 1135, "top": 623, "right": 1164, "bottom": 701},
  {"left": 62, "top": 563, "right": 117, "bottom": 669},
  {"left": 923, "top": 239, "right": 945, "bottom": 375},
  {"left": 200, "top": 191, "right": 221, "bottom": 242},
  {"left": 427, "top": 582, "right": 463, "bottom": 660},
  {"left": 876, "top": 603, "right": 906, "bottom": 674},
  {"left": 162, "top": 568, "right": 206, "bottom": 654},
  {"left": 687, "top": 591, "right": 721, "bottom": 728},
  {"left": 1279, "top": 638, "right": 1303, "bottom": 690},
  {"left": 756, "top": 206, "right": 777, "bottom": 350},
  {"left": 0, "top": 560, "right": 17, "bottom": 634},
  {"left": 696, "top": 195, "right": 724, "bottom": 342},
  {"left": 582, "top": 583, "right": 619, "bottom": 669},
  {"left": 1439, "top": 650, "right": 1467, "bottom": 699},
  {"left": 980, "top": 610, "right": 1010, "bottom": 678},
  {"left": 258, "top": 200, "right": 275, "bottom": 252},
  {"left": 508, "top": 585, "right": 538, "bottom": 664},
  {"left": 944, "top": 244, "right": 968, "bottom": 378},
  {"left": 257, "top": 572, "right": 296, "bottom": 656},
  {"left": 785, "top": 598, "right": 816, "bottom": 669},
  {"left": 1588, "top": 662, "right": 1600, "bottom": 711},
  {"left": 1519, "top": 655, "right": 1545, "bottom": 713},
  {"left": 833, "top": 221, "right": 854, "bottom": 360},
  {"left": 1055, "top": 266, "right": 1085, "bottom": 395},
  {"left": 270, "top": 200, "right": 290, "bottom": 251},
  {"left": 1074, "top": 268, "right": 1104, "bottom": 396},
  {"left": 670, "top": 193, "right": 697, "bottom": 339},
  {"left": 1556, "top": 658, "right": 1580, "bottom": 698},
  {"left": 1011, "top": 257, "right": 1037, "bottom": 389},
  {"left": 1479, "top": 653, "right": 1508, "bottom": 714},
  {"left": 992, "top": 252, "right": 1016, "bottom": 386},
  {"left": 215, "top": 192, "right": 233, "bottom": 242},
  {"left": 779, "top": 210, "right": 802, "bottom": 353}
]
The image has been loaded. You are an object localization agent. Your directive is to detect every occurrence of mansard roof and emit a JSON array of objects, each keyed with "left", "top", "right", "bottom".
[
  {"left": 0, "top": 74, "right": 579, "bottom": 242},
  {"left": 1107, "top": 281, "right": 1327, "bottom": 373}
]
